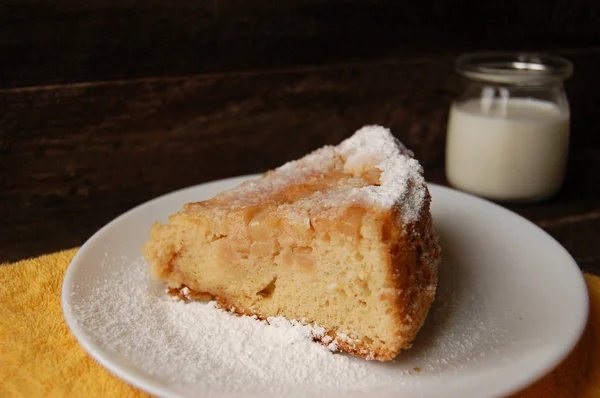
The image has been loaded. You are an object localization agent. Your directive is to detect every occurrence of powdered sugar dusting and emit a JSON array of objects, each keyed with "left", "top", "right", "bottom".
[
  {"left": 338, "top": 126, "right": 427, "bottom": 222},
  {"left": 70, "top": 256, "right": 423, "bottom": 396},
  {"left": 213, "top": 125, "right": 427, "bottom": 224},
  {"left": 66, "top": 243, "right": 514, "bottom": 397}
]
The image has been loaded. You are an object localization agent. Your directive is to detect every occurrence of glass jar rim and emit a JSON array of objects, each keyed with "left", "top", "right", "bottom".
[{"left": 456, "top": 52, "right": 573, "bottom": 85}]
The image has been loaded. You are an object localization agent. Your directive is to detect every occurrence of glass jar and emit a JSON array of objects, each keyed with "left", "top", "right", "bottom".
[{"left": 445, "top": 52, "right": 573, "bottom": 202}]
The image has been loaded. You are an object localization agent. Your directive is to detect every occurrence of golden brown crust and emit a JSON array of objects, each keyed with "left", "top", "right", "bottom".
[{"left": 385, "top": 193, "right": 439, "bottom": 359}]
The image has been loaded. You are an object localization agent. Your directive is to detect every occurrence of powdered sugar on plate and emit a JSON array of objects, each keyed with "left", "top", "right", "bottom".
[
  {"left": 66, "top": 249, "right": 509, "bottom": 397},
  {"left": 69, "top": 255, "right": 410, "bottom": 396}
]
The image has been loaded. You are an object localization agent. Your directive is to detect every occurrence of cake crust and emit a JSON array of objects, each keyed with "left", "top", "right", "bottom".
[{"left": 143, "top": 126, "right": 441, "bottom": 361}]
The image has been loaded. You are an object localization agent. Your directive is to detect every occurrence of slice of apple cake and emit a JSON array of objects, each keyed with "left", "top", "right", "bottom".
[{"left": 142, "top": 125, "right": 440, "bottom": 361}]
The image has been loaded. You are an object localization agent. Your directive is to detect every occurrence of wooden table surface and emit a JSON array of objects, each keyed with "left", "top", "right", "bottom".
[{"left": 1, "top": 1, "right": 599, "bottom": 274}]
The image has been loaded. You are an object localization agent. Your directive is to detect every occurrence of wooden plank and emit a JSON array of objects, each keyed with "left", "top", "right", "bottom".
[
  {"left": 2, "top": 1, "right": 600, "bottom": 87},
  {"left": 1, "top": 58, "right": 599, "bottom": 267}
]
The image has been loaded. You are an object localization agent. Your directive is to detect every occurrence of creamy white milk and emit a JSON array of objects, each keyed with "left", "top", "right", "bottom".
[{"left": 446, "top": 98, "right": 570, "bottom": 201}]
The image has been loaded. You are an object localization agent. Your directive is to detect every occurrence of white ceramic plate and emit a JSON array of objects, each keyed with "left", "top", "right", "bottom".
[{"left": 62, "top": 176, "right": 588, "bottom": 398}]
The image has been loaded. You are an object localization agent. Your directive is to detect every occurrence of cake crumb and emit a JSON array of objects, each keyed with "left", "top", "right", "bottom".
[{"left": 327, "top": 340, "right": 339, "bottom": 352}]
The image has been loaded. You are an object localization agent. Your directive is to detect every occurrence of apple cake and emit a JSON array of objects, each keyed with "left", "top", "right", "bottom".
[{"left": 142, "top": 125, "right": 440, "bottom": 361}]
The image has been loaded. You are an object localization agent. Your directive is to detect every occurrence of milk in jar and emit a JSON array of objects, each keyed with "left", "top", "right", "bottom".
[
  {"left": 446, "top": 98, "right": 570, "bottom": 201},
  {"left": 445, "top": 52, "right": 573, "bottom": 201}
]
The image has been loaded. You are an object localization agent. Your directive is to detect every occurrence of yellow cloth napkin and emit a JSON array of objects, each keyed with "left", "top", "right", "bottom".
[{"left": 0, "top": 249, "right": 598, "bottom": 397}]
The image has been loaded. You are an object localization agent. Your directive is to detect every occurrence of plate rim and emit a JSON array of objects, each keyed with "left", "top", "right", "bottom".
[{"left": 62, "top": 176, "right": 589, "bottom": 398}]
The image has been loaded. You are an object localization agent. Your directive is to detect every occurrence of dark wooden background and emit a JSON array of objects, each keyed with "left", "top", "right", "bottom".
[{"left": 1, "top": 0, "right": 599, "bottom": 272}]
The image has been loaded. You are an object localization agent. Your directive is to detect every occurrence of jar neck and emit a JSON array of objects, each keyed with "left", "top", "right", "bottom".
[
  {"left": 456, "top": 52, "right": 573, "bottom": 84},
  {"left": 457, "top": 79, "right": 570, "bottom": 113},
  {"left": 460, "top": 75, "right": 565, "bottom": 89}
]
